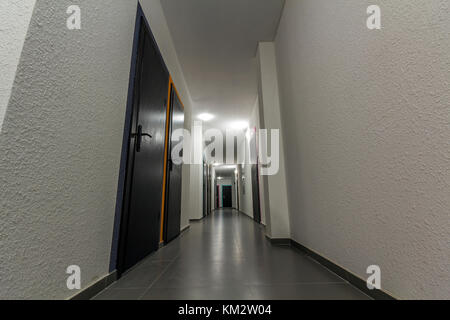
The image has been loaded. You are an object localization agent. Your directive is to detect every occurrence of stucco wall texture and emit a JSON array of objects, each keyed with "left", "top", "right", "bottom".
[
  {"left": 0, "top": 0, "right": 137, "bottom": 299},
  {"left": 275, "top": 0, "right": 450, "bottom": 299},
  {"left": 0, "top": 0, "right": 194, "bottom": 299},
  {"left": 0, "top": 0, "right": 36, "bottom": 133}
]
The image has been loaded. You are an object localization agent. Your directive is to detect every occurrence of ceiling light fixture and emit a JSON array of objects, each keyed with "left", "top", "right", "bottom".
[{"left": 197, "top": 113, "right": 215, "bottom": 121}]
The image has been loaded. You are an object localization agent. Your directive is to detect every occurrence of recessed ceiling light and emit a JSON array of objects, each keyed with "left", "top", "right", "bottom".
[
  {"left": 230, "top": 121, "right": 249, "bottom": 130},
  {"left": 198, "top": 113, "right": 214, "bottom": 121}
]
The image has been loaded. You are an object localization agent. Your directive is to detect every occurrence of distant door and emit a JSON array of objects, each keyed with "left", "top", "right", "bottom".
[
  {"left": 251, "top": 165, "right": 261, "bottom": 223},
  {"left": 222, "top": 185, "right": 232, "bottom": 208},
  {"left": 235, "top": 171, "right": 240, "bottom": 211},
  {"left": 203, "top": 162, "right": 207, "bottom": 217},
  {"left": 207, "top": 165, "right": 211, "bottom": 214},
  {"left": 249, "top": 127, "right": 261, "bottom": 223},
  {"left": 163, "top": 84, "right": 184, "bottom": 243},
  {"left": 118, "top": 19, "right": 169, "bottom": 273},
  {"left": 216, "top": 185, "right": 219, "bottom": 209}
]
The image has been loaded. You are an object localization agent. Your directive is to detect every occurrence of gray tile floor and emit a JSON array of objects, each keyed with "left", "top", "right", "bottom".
[{"left": 93, "top": 209, "right": 370, "bottom": 300}]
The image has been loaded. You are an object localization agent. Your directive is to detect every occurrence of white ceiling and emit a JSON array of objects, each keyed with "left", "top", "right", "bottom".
[{"left": 161, "top": 0, "right": 285, "bottom": 131}]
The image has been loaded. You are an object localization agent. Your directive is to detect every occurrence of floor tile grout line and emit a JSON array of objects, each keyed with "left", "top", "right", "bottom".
[
  {"left": 105, "top": 209, "right": 369, "bottom": 300},
  {"left": 137, "top": 253, "right": 181, "bottom": 300},
  {"left": 98, "top": 259, "right": 176, "bottom": 294},
  {"left": 244, "top": 281, "right": 353, "bottom": 287},
  {"left": 130, "top": 282, "right": 350, "bottom": 291}
]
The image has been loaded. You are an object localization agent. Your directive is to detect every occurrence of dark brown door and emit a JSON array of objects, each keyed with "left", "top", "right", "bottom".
[
  {"left": 118, "top": 20, "right": 169, "bottom": 273},
  {"left": 163, "top": 86, "right": 184, "bottom": 243}
]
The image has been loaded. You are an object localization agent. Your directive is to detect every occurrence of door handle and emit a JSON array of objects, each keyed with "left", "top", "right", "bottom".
[{"left": 132, "top": 125, "right": 152, "bottom": 152}]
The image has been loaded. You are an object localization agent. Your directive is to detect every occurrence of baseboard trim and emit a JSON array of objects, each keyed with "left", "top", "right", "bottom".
[
  {"left": 266, "top": 236, "right": 396, "bottom": 300},
  {"left": 237, "top": 210, "right": 254, "bottom": 220},
  {"left": 266, "top": 235, "right": 291, "bottom": 246},
  {"left": 189, "top": 217, "right": 205, "bottom": 222},
  {"left": 289, "top": 240, "right": 396, "bottom": 300},
  {"left": 68, "top": 270, "right": 117, "bottom": 300},
  {"left": 181, "top": 224, "right": 190, "bottom": 233}
]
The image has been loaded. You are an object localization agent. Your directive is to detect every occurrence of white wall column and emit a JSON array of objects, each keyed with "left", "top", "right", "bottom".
[{"left": 256, "top": 42, "right": 291, "bottom": 239}]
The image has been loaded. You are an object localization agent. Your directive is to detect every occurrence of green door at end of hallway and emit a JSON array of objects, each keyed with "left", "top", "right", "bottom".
[{"left": 222, "top": 185, "right": 232, "bottom": 208}]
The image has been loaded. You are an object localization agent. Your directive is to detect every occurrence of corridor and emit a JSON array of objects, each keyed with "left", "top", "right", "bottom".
[
  {"left": 94, "top": 209, "right": 370, "bottom": 300},
  {"left": 2, "top": 0, "right": 448, "bottom": 301}
]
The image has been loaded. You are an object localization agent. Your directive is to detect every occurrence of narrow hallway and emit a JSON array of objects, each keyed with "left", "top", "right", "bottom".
[
  {"left": 94, "top": 209, "right": 370, "bottom": 300},
  {"left": 2, "top": 0, "right": 449, "bottom": 302}
]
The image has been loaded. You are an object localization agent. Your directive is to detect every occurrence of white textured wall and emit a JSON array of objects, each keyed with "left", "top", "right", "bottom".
[
  {"left": 188, "top": 163, "right": 204, "bottom": 220},
  {"left": 0, "top": 0, "right": 36, "bottom": 133},
  {"left": 0, "top": 0, "right": 136, "bottom": 300},
  {"left": 256, "top": 42, "right": 290, "bottom": 239},
  {"left": 0, "top": 0, "right": 193, "bottom": 299},
  {"left": 275, "top": 0, "right": 450, "bottom": 299},
  {"left": 187, "top": 120, "right": 204, "bottom": 220}
]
